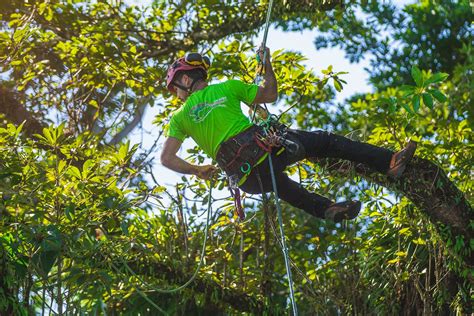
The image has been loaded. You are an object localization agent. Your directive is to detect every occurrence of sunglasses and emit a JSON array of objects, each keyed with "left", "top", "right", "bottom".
[{"left": 184, "top": 52, "right": 211, "bottom": 69}]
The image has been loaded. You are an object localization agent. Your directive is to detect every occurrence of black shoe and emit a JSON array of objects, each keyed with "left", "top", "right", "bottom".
[
  {"left": 324, "top": 201, "right": 361, "bottom": 223},
  {"left": 387, "top": 141, "right": 417, "bottom": 179}
]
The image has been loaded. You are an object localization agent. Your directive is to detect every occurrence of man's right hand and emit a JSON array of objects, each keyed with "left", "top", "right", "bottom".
[
  {"left": 253, "top": 45, "right": 278, "bottom": 104},
  {"left": 257, "top": 46, "right": 271, "bottom": 64},
  {"left": 194, "top": 164, "right": 219, "bottom": 180}
]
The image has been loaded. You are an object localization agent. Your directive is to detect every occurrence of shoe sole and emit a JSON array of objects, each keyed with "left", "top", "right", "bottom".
[
  {"left": 387, "top": 141, "right": 417, "bottom": 179},
  {"left": 331, "top": 201, "right": 362, "bottom": 222}
]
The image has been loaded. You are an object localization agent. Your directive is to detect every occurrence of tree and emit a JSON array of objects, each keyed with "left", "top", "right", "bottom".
[{"left": 0, "top": 0, "right": 472, "bottom": 314}]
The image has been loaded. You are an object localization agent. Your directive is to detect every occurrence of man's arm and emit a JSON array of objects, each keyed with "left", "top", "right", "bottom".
[
  {"left": 161, "top": 137, "right": 217, "bottom": 180},
  {"left": 253, "top": 47, "right": 278, "bottom": 104}
]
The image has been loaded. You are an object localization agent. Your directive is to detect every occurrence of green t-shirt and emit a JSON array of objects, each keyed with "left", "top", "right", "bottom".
[{"left": 167, "top": 80, "right": 259, "bottom": 159}]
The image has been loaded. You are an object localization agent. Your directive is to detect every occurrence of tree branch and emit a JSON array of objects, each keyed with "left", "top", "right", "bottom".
[
  {"left": 108, "top": 99, "right": 148, "bottom": 146},
  {"left": 0, "top": 85, "right": 45, "bottom": 137},
  {"left": 123, "top": 259, "right": 264, "bottom": 314},
  {"left": 320, "top": 156, "right": 473, "bottom": 266}
]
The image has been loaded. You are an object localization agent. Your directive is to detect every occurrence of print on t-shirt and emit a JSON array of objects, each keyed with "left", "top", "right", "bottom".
[{"left": 190, "top": 97, "right": 227, "bottom": 123}]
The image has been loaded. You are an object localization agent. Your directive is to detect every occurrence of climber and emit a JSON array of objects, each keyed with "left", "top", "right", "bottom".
[{"left": 160, "top": 47, "right": 417, "bottom": 222}]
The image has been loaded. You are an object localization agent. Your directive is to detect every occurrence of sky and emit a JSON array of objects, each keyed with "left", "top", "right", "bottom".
[{"left": 126, "top": 0, "right": 415, "bottom": 191}]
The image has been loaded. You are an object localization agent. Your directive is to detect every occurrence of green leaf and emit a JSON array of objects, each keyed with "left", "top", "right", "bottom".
[
  {"left": 32, "top": 226, "right": 62, "bottom": 278},
  {"left": 411, "top": 66, "right": 423, "bottom": 87},
  {"left": 89, "top": 100, "right": 99, "bottom": 109},
  {"left": 401, "top": 103, "right": 414, "bottom": 114},
  {"left": 42, "top": 127, "right": 55, "bottom": 145},
  {"left": 322, "top": 65, "right": 333, "bottom": 75},
  {"left": 82, "top": 159, "right": 94, "bottom": 179},
  {"left": 333, "top": 78, "right": 342, "bottom": 92},
  {"left": 413, "top": 237, "right": 426, "bottom": 245},
  {"left": 65, "top": 203, "right": 75, "bottom": 221},
  {"left": 121, "top": 221, "right": 129, "bottom": 236},
  {"left": 429, "top": 89, "right": 447, "bottom": 103},
  {"left": 400, "top": 84, "right": 415, "bottom": 97},
  {"left": 68, "top": 166, "right": 82, "bottom": 180},
  {"left": 422, "top": 93, "right": 433, "bottom": 109},
  {"left": 412, "top": 94, "right": 420, "bottom": 112},
  {"left": 425, "top": 72, "right": 449, "bottom": 85},
  {"left": 10, "top": 60, "right": 22, "bottom": 66},
  {"left": 399, "top": 227, "right": 410, "bottom": 235},
  {"left": 32, "top": 251, "right": 58, "bottom": 278},
  {"left": 58, "top": 160, "right": 66, "bottom": 174},
  {"left": 369, "top": 211, "right": 382, "bottom": 217}
]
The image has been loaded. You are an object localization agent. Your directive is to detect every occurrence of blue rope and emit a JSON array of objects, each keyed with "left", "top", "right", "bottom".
[{"left": 267, "top": 152, "right": 298, "bottom": 315}]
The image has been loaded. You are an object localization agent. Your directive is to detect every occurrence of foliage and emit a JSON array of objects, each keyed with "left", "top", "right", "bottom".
[
  {"left": 0, "top": 0, "right": 472, "bottom": 315},
  {"left": 314, "top": 0, "right": 474, "bottom": 89}
]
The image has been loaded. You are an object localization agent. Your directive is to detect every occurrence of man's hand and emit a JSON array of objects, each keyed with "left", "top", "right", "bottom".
[
  {"left": 253, "top": 45, "right": 278, "bottom": 104},
  {"left": 248, "top": 105, "right": 269, "bottom": 120},
  {"left": 257, "top": 46, "right": 271, "bottom": 65},
  {"left": 194, "top": 164, "right": 219, "bottom": 180}
]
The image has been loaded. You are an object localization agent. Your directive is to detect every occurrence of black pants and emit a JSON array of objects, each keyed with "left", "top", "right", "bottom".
[{"left": 239, "top": 130, "right": 393, "bottom": 218}]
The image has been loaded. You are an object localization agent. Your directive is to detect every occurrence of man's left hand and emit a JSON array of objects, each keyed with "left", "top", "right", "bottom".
[
  {"left": 248, "top": 105, "right": 269, "bottom": 120},
  {"left": 194, "top": 165, "right": 219, "bottom": 180}
]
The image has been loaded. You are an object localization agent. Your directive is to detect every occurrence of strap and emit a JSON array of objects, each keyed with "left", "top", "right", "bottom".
[{"left": 230, "top": 187, "right": 245, "bottom": 220}]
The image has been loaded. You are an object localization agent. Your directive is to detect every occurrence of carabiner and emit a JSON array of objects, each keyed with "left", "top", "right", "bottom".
[{"left": 240, "top": 162, "right": 251, "bottom": 174}]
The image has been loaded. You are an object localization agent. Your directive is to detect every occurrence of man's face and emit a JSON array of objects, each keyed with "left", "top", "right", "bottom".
[{"left": 174, "top": 74, "right": 191, "bottom": 101}]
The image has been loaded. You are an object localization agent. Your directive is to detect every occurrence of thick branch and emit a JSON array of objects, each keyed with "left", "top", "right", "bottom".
[
  {"left": 125, "top": 259, "right": 264, "bottom": 314},
  {"left": 0, "top": 85, "right": 45, "bottom": 137},
  {"left": 321, "top": 156, "right": 473, "bottom": 265},
  {"left": 141, "top": 0, "right": 344, "bottom": 58},
  {"left": 108, "top": 100, "right": 148, "bottom": 146}
]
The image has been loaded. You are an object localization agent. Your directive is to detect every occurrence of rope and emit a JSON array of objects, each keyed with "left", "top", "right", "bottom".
[
  {"left": 256, "top": 172, "right": 319, "bottom": 298},
  {"left": 143, "top": 180, "right": 214, "bottom": 293},
  {"left": 267, "top": 153, "right": 298, "bottom": 315},
  {"left": 250, "top": 0, "right": 299, "bottom": 313},
  {"left": 262, "top": 0, "right": 276, "bottom": 51},
  {"left": 251, "top": 0, "right": 276, "bottom": 122},
  {"left": 102, "top": 180, "right": 214, "bottom": 313}
]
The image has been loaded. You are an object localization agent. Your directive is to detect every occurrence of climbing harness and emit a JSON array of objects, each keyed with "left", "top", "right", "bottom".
[
  {"left": 216, "top": 121, "right": 291, "bottom": 219},
  {"left": 216, "top": 124, "right": 269, "bottom": 220}
]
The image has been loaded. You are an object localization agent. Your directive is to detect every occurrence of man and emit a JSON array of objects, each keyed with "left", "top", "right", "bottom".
[{"left": 161, "top": 48, "right": 416, "bottom": 222}]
